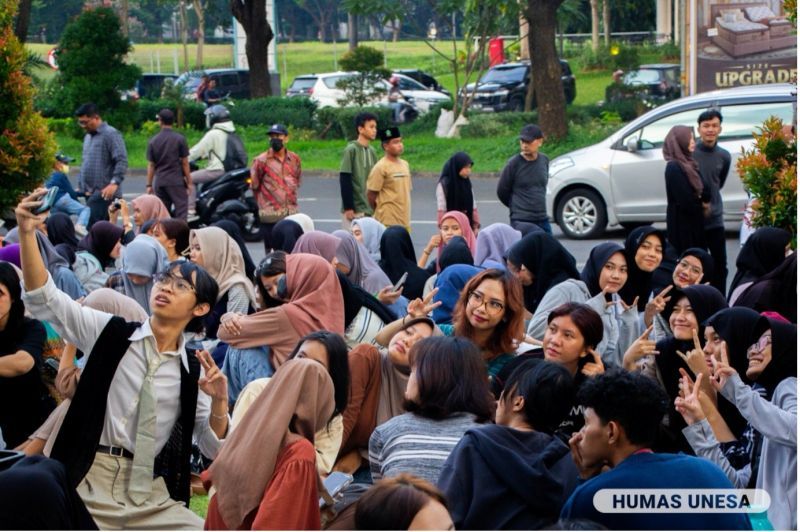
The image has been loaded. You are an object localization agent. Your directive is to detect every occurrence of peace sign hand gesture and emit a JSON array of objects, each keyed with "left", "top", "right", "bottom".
[
  {"left": 709, "top": 341, "right": 737, "bottom": 392},
  {"left": 674, "top": 370, "right": 706, "bottom": 425},
  {"left": 676, "top": 328, "right": 708, "bottom": 377},
  {"left": 406, "top": 287, "right": 442, "bottom": 319},
  {"left": 619, "top": 296, "right": 639, "bottom": 313},
  {"left": 581, "top": 348, "right": 605, "bottom": 377},
  {"left": 622, "top": 324, "right": 659, "bottom": 371},
  {"left": 644, "top": 285, "right": 672, "bottom": 327},
  {"left": 197, "top": 349, "right": 228, "bottom": 403}
]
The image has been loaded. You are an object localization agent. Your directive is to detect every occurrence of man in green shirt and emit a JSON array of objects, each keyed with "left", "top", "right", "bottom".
[{"left": 340, "top": 112, "right": 378, "bottom": 228}]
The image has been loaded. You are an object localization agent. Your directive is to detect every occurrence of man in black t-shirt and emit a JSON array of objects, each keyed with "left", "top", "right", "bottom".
[{"left": 146, "top": 109, "right": 192, "bottom": 219}]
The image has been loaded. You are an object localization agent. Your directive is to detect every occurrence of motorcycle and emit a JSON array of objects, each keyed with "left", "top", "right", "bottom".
[{"left": 191, "top": 165, "right": 261, "bottom": 241}]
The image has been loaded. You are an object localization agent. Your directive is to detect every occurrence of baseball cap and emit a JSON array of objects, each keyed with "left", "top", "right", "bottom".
[
  {"left": 519, "top": 124, "right": 544, "bottom": 142},
  {"left": 267, "top": 123, "right": 289, "bottom": 136},
  {"left": 156, "top": 108, "right": 175, "bottom": 123},
  {"left": 55, "top": 152, "right": 75, "bottom": 164}
]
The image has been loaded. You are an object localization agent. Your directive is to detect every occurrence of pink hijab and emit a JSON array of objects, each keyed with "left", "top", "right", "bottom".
[
  {"left": 437, "top": 210, "right": 477, "bottom": 270},
  {"left": 132, "top": 195, "right": 171, "bottom": 225}
]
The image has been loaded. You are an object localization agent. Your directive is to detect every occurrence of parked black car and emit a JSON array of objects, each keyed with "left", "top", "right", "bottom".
[
  {"left": 461, "top": 60, "right": 576, "bottom": 112},
  {"left": 392, "top": 69, "right": 450, "bottom": 96},
  {"left": 176, "top": 69, "right": 251, "bottom": 100},
  {"left": 621, "top": 63, "right": 681, "bottom": 101}
]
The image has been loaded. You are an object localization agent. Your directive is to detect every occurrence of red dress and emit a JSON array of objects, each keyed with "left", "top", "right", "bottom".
[{"left": 205, "top": 439, "right": 321, "bottom": 530}]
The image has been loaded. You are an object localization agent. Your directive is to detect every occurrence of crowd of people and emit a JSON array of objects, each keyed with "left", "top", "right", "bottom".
[{"left": 0, "top": 100, "right": 796, "bottom": 531}]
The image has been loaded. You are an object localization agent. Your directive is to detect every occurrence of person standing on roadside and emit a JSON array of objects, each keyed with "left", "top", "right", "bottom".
[
  {"left": 497, "top": 124, "right": 551, "bottom": 234},
  {"left": 367, "top": 127, "right": 412, "bottom": 231},
  {"left": 693, "top": 108, "right": 731, "bottom": 293},
  {"left": 251, "top": 123, "right": 302, "bottom": 253},
  {"left": 75, "top": 102, "right": 128, "bottom": 227},
  {"left": 146, "top": 109, "right": 192, "bottom": 220},
  {"left": 339, "top": 112, "right": 378, "bottom": 228}
]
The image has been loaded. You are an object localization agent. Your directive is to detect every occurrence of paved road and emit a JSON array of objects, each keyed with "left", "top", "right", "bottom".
[{"left": 119, "top": 172, "right": 744, "bottom": 286}]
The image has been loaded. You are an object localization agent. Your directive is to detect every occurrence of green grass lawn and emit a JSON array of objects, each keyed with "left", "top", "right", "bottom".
[{"left": 190, "top": 494, "right": 209, "bottom": 519}]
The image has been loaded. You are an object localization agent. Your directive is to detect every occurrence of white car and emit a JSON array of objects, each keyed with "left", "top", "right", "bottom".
[
  {"left": 286, "top": 72, "right": 451, "bottom": 111},
  {"left": 546, "top": 83, "right": 796, "bottom": 239}
]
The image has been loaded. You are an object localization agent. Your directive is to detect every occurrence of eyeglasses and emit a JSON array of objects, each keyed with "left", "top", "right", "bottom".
[
  {"left": 153, "top": 272, "right": 195, "bottom": 293},
  {"left": 468, "top": 291, "right": 505, "bottom": 314},
  {"left": 677, "top": 260, "right": 703, "bottom": 277},
  {"left": 749, "top": 334, "right": 772, "bottom": 353}
]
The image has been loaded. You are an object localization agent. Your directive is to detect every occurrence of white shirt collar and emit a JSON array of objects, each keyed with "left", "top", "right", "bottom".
[{"left": 129, "top": 318, "right": 189, "bottom": 372}]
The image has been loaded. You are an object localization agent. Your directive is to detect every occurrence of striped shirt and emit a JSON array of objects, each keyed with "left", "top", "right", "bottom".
[
  {"left": 79, "top": 122, "right": 128, "bottom": 193},
  {"left": 369, "top": 412, "right": 481, "bottom": 485}
]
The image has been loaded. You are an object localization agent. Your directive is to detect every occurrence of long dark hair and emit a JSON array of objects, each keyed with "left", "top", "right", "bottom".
[
  {"left": 157, "top": 218, "right": 190, "bottom": 257},
  {"left": 0, "top": 262, "right": 25, "bottom": 338},
  {"left": 404, "top": 336, "right": 493, "bottom": 422},
  {"left": 254, "top": 251, "right": 287, "bottom": 309},
  {"left": 288, "top": 330, "right": 350, "bottom": 419}
]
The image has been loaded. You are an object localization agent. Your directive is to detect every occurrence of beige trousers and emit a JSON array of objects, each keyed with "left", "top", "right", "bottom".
[{"left": 77, "top": 452, "right": 203, "bottom": 530}]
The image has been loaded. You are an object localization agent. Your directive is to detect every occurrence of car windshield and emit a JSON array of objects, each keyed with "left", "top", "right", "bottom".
[
  {"left": 479, "top": 66, "right": 527, "bottom": 84},
  {"left": 324, "top": 74, "right": 353, "bottom": 88},
  {"left": 290, "top": 77, "right": 317, "bottom": 90},
  {"left": 624, "top": 69, "right": 662, "bottom": 84}
]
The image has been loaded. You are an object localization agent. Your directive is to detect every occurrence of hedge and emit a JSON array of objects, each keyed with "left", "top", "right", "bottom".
[
  {"left": 314, "top": 106, "right": 393, "bottom": 139},
  {"left": 228, "top": 97, "right": 317, "bottom": 130}
]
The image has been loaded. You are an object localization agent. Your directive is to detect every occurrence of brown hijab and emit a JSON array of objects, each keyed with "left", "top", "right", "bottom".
[
  {"left": 663, "top": 125, "right": 703, "bottom": 196},
  {"left": 205, "top": 358, "right": 335, "bottom": 529},
  {"left": 131, "top": 194, "right": 171, "bottom": 223}
]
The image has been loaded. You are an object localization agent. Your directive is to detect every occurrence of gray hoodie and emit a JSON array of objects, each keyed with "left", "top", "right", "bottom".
[{"left": 188, "top": 121, "right": 236, "bottom": 172}]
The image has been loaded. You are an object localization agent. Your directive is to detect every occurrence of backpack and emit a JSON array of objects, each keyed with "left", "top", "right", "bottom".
[{"left": 215, "top": 131, "right": 248, "bottom": 172}]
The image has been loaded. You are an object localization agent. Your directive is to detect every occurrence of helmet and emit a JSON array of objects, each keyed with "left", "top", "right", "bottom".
[
  {"left": 204, "top": 104, "right": 231, "bottom": 128},
  {"left": 389, "top": 76, "right": 399, "bottom": 86}
]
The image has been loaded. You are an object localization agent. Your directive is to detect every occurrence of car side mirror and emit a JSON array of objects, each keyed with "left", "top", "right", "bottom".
[{"left": 626, "top": 137, "right": 639, "bottom": 153}]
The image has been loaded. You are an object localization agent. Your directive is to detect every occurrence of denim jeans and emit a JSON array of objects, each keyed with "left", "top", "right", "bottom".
[{"left": 52, "top": 194, "right": 91, "bottom": 226}]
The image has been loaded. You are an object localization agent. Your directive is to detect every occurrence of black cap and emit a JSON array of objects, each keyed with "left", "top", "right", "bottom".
[
  {"left": 379, "top": 126, "right": 402, "bottom": 143},
  {"left": 267, "top": 123, "right": 289, "bottom": 136},
  {"left": 156, "top": 108, "right": 175, "bottom": 124},
  {"left": 519, "top": 124, "right": 544, "bottom": 142},
  {"left": 55, "top": 152, "right": 74, "bottom": 163}
]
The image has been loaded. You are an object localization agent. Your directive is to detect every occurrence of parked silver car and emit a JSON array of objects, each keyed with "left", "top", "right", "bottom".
[{"left": 547, "top": 83, "right": 796, "bottom": 239}]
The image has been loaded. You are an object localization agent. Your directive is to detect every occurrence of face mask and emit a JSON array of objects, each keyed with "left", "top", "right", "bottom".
[
  {"left": 270, "top": 138, "right": 284, "bottom": 152},
  {"left": 275, "top": 274, "right": 288, "bottom": 300},
  {"left": 61, "top": 165, "right": 70, "bottom": 174}
]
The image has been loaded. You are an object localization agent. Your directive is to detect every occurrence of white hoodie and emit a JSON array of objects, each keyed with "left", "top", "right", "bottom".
[{"left": 189, "top": 121, "right": 236, "bottom": 172}]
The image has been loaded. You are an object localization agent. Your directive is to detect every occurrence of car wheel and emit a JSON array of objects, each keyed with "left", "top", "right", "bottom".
[
  {"left": 556, "top": 188, "right": 608, "bottom": 239},
  {"left": 509, "top": 96, "right": 524, "bottom": 112}
]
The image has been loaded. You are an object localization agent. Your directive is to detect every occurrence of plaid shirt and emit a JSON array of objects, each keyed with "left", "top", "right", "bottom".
[
  {"left": 251, "top": 149, "right": 302, "bottom": 212},
  {"left": 79, "top": 122, "right": 128, "bottom": 194}
]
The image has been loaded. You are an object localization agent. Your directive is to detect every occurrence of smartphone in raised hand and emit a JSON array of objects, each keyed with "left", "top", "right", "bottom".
[
  {"left": 33, "top": 186, "right": 59, "bottom": 214},
  {"left": 392, "top": 272, "right": 408, "bottom": 292}
]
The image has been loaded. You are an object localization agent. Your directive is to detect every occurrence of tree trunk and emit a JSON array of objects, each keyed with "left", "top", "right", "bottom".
[
  {"left": 590, "top": 0, "right": 599, "bottom": 51},
  {"left": 179, "top": 0, "right": 189, "bottom": 71},
  {"left": 602, "top": 0, "right": 610, "bottom": 45},
  {"left": 525, "top": 0, "right": 567, "bottom": 138},
  {"left": 391, "top": 19, "right": 399, "bottom": 42},
  {"left": 193, "top": 0, "right": 205, "bottom": 68},
  {"left": 318, "top": 15, "right": 328, "bottom": 42},
  {"left": 231, "top": 0, "right": 274, "bottom": 97},
  {"left": 348, "top": 12, "right": 357, "bottom": 50},
  {"left": 120, "top": 0, "right": 129, "bottom": 37},
  {"left": 14, "top": 0, "right": 32, "bottom": 43}
]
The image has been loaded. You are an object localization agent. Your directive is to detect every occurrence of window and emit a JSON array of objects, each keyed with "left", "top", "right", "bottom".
[
  {"left": 624, "top": 69, "right": 662, "bottom": 85},
  {"left": 479, "top": 66, "right": 528, "bottom": 84},
  {"left": 290, "top": 77, "right": 317, "bottom": 90},
  {"left": 718, "top": 102, "right": 794, "bottom": 139},
  {"left": 324, "top": 75, "right": 353, "bottom": 88},
  {"left": 397, "top": 76, "right": 426, "bottom": 91},
  {"left": 634, "top": 108, "right": 701, "bottom": 149},
  {"left": 218, "top": 74, "right": 239, "bottom": 88}
]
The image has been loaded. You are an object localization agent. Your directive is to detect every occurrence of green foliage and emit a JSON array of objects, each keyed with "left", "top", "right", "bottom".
[
  {"left": 0, "top": 0, "right": 56, "bottom": 215},
  {"left": 339, "top": 45, "right": 389, "bottom": 75},
  {"left": 52, "top": 7, "right": 141, "bottom": 128},
  {"left": 337, "top": 46, "right": 390, "bottom": 107},
  {"left": 315, "top": 106, "right": 393, "bottom": 139},
  {"left": 229, "top": 97, "right": 318, "bottom": 130},
  {"left": 737, "top": 116, "right": 797, "bottom": 240},
  {"left": 578, "top": 44, "right": 640, "bottom": 71},
  {"left": 137, "top": 98, "right": 207, "bottom": 131}
]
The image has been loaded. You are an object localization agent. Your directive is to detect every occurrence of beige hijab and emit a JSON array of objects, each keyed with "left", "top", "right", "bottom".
[
  {"left": 205, "top": 358, "right": 334, "bottom": 528},
  {"left": 190, "top": 227, "right": 257, "bottom": 307},
  {"left": 131, "top": 194, "right": 171, "bottom": 224}
]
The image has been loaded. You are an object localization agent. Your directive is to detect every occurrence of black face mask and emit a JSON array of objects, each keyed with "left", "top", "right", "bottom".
[{"left": 270, "top": 138, "right": 284, "bottom": 152}]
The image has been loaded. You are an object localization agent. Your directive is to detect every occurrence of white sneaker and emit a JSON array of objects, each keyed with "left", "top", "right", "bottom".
[{"left": 75, "top": 224, "right": 88, "bottom": 237}]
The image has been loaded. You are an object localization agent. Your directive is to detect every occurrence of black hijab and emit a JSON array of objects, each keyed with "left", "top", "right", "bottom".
[
  {"left": 619, "top": 226, "right": 665, "bottom": 311},
  {"left": 77, "top": 221, "right": 123, "bottom": 268},
  {"left": 212, "top": 220, "right": 256, "bottom": 280},
  {"left": 335, "top": 270, "right": 397, "bottom": 327},
  {"left": 580, "top": 242, "right": 625, "bottom": 297},
  {"left": 736, "top": 253, "right": 797, "bottom": 323},
  {"left": 438, "top": 236, "right": 474, "bottom": 272},
  {"left": 705, "top": 307, "right": 769, "bottom": 384},
  {"left": 756, "top": 319, "right": 797, "bottom": 398},
  {"left": 46, "top": 213, "right": 79, "bottom": 252},
  {"left": 729, "top": 227, "right": 792, "bottom": 299},
  {"left": 507, "top": 232, "right": 579, "bottom": 313},
  {"left": 378, "top": 226, "right": 429, "bottom": 301},
  {"left": 438, "top": 152, "right": 475, "bottom": 228},
  {"left": 271, "top": 219, "right": 305, "bottom": 254}
]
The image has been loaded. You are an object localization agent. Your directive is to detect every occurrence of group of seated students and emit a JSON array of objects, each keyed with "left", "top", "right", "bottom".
[{"left": 0, "top": 188, "right": 796, "bottom": 531}]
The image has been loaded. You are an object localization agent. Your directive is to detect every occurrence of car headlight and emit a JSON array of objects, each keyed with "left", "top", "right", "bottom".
[
  {"left": 549, "top": 156, "right": 574, "bottom": 177},
  {"left": 494, "top": 90, "right": 509, "bottom": 97}
]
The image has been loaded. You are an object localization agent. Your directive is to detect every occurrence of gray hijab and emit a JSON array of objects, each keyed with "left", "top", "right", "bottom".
[
  {"left": 474, "top": 223, "right": 521, "bottom": 267},
  {"left": 351, "top": 217, "right": 386, "bottom": 262},
  {"left": 332, "top": 230, "right": 392, "bottom": 295},
  {"left": 121, "top": 234, "right": 169, "bottom": 313}
]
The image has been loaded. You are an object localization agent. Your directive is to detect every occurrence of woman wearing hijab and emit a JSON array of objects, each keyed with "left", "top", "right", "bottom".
[
  {"left": 118, "top": 235, "right": 169, "bottom": 313},
  {"left": 73, "top": 221, "right": 124, "bottom": 292},
  {"left": 618, "top": 226, "right": 666, "bottom": 314},
  {"left": 507, "top": 232, "right": 579, "bottom": 314},
  {"left": 34, "top": 231, "right": 86, "bottom": 300},
  {"left": 217, "top": 253, "right": 345, "bottom": 403},
  {"left": 474, "top": 223, "right": 521, "bottom": 269},
  {"left": 728, "top": 227, "right": 792, "bottom": 304},
  {"left": 736, "top": 253, "right": 796, "bottom": 323},
  {"left": 284, "top": 212, "right": 315, "bottom": 233},
  {"left": 419, "top": 211, "right": 477, "bottom": 273},
  {"left": 351, "top": 217, "right": 386, "bottom": 262},
  {"left": 421, "top": 236, "right": 477, "bottom": 297},
  {"left": 0, "top": 244, "right": 20, "bottom": 268},
  {"left": 131, "top": 194, "right": 171, "bottom": 229},
  {"left": 529, "top": 242, "right": 638, "bottom": 367},
  {"left": 270, "top": 219, "right": 305, "bottom": 253},
  {"left": 152, "top": 218, "right": 190, "bottom": 263},
  {"left": 431, "top": 264, "right": 483, "bottom": 325},
  {"left": 203, "top": 358, "right": 335, "bottom": 530},
  {"left": 436, "top": 152, "right": 479, "bottom": 231},
  {"left": 664, "top": 125, "right": 707, "bottom": 253},
  {"left": 292, "top": 230, "right": 341, "bottom": 263},
  {"left": 378, "top": 226, "right": 429, "bottom": 301},
  {"left": 46, "top": 213, "right": 79, "bottom": 261},
  {"left": 332, "top": 230, "right": 403, "bottom": 312},
  {"left": 649, "top": 285, "right": 728, "bottom": 452},
  {"left": 212, "top": 220, "right": 257, "bottom": 281}
]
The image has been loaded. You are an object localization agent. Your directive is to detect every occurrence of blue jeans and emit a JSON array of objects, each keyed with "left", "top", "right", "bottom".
[
  {"left": 532, "top": 219, "right": 552, "bottom": 234},
  {"left": 52, "top": 195, "right": 90, "bottom": 226}
]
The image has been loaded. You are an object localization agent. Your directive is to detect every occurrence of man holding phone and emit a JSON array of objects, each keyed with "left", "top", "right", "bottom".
[{"left": 75, "top": 102, "right": 128, "bottom": 227}]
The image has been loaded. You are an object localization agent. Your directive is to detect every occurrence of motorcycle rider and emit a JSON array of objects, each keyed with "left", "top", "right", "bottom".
[{"left": 187, "top": 105, "right": 237, "bottom": 221}]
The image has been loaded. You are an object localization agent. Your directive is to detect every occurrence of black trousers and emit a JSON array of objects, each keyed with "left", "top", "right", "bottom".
[
  {"left": 260, "top": 221, "right": 277, "bottom": 254},
  {"left": 704, "top": 226, "right": 728, "bottom": 294},
  {"left": 86, "top": 191, "right": 111, "bottom": 227},
  {"left": 155, "top": 183, "right": 189, "bottom": 220}
]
